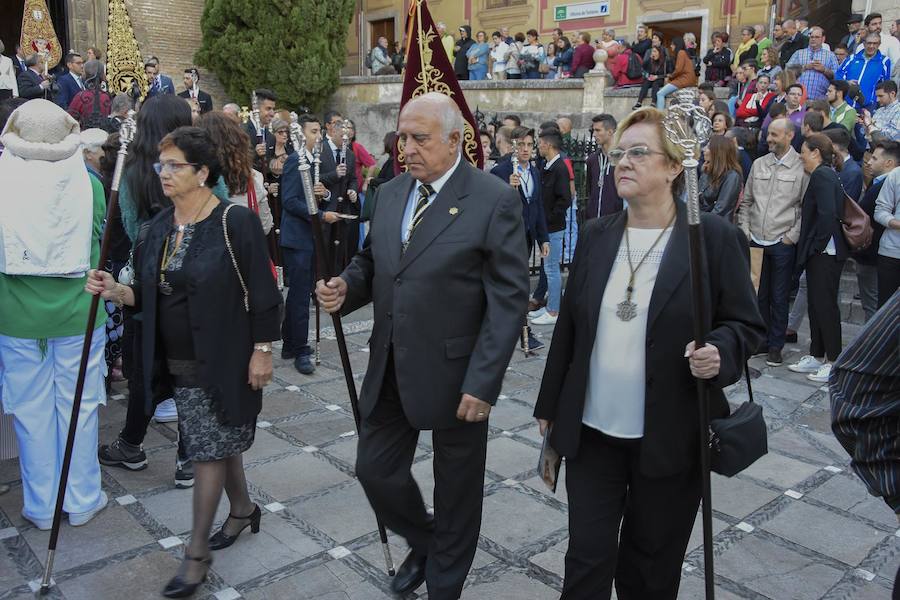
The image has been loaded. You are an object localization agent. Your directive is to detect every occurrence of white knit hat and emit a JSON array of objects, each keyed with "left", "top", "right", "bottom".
[{"left": 1, "top": 99, "right": 81, "bottom": 161}]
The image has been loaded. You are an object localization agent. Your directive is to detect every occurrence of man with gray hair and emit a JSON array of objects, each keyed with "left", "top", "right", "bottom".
[
  {"left": 16, "top": 53, "right": 51, "bottom": 100},
  {"left": 317, "top": 92, "right": 528, "bottom": 598},
  {"left": 754, "top": 23, "right": 772, "bottom": 66},
  {"left": 437, "top": 21, "right": 455, "bottom": 61},
  {"left": 109, "top": 93, "right": 132, "bottom": 128},
  {"left": 369, "top": 36, "right": 393, "bottom": 75}
]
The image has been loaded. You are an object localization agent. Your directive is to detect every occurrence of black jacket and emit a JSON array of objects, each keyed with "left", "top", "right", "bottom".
[
  {"left": 585, "top": 150, "right": 621, "bottom": 219},
  {"left": 780, "top": 33, "right": 808, "bottom": 66},
  {"left": 454, "top": 27, "right": 475, "bottom": 79},
  {"left": 855, "top": 178, "right": 886, "bottom": 265},
  {"left": 133, "top": 202, "right": 282, "bottom": 425},
  {"left": 177, "top": 89, "right": 214, "bottom": 114},
  {"left": 490, "top": 157, "right": 550, "bottom": 246},
  {"left": 541, "top": 155, "right": 572, "bottom": 233},
  {"left": 534, "top": 203, "right": 765, "bottom": 477},
  {"left": 699, "top": 169, "right": 742, "bottom": 220},
  {"left": 16, "top": 69, "right": 46, "bottom": 100},
  {"left": 703, "top": 47, "right": 732, "bottom": 82},
  {"left": 796, "top": 164, "right": 849, "bottom": 267}
]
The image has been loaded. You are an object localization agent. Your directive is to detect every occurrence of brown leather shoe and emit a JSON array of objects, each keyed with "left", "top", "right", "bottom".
[{"left": 527, "top": 298, "right": 546, "bottom": 312}]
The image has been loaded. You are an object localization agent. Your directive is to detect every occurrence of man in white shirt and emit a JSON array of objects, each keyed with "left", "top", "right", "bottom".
[{"left": 490, "top": 31, "right": 510, "bottom": 80}]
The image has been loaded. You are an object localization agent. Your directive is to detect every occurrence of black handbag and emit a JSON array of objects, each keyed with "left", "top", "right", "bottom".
[{"left": 709, "top": 363, "right": 768, "bottom": 477}]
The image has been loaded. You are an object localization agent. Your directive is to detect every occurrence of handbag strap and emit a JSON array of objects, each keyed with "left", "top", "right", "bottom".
[
  {"left": 222, "top": 204, "right": 250, "bottom": 312},
  {"left": 744, "top": 362, "right": 754, "bottom": 404},
  {"left": 247, "top": 176, "right": 259, "bottom": 214}
]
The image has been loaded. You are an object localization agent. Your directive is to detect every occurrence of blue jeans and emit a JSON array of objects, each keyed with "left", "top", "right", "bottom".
[
  {"left": 281, "top": 247, "right": 314, "bottom": 357},
  {"left": 544, "top": 231, "right": 565, "bottom": 312},
  {"left": 755, "top": 241, "right": 795, "bottom": 350},
  {"left": 469, "top": 65, "right": 487, "bottom": 80},
  {"left": 525, "top": 70, "right": 543, "bottom": 79},
  {"left": 727, "top": 95, "right": 738, "bottom": 117},
  {"left": 656, "top": 83, "right": 679, "bottom": 110}
]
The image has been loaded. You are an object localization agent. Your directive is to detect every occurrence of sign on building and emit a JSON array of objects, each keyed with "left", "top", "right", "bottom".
[{"left": 554, "top": 1, "right": 610, "bottom": 22}]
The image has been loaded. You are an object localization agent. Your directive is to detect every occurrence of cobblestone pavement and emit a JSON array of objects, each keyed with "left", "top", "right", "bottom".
[{"left": 1, "top": 302, "right": 898, "bottom": 600}]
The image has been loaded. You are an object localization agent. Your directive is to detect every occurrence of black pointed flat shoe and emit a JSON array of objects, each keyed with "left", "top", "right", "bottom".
[
  {"left": 162, "top": 552, "right": 212, "bottom": 598},
  {"left": 208, "top": 503, "right": 261, "bottom": 550}
]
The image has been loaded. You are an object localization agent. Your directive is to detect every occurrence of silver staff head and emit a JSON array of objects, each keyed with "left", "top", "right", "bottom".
[
  {"left": 663, "top": 88, "right": 711, "bottom": 226},
  {"left": 289, "top": 112, "right": 306, "bottom": 164},
  {"left": 299, "top": 163, "right": 317, "bottom": 216},
  {"left": 110, "top": 111, "right": 138, "bottom": 192},
  {"left": 662, "top": 89, "right": 711, "bottom": 165}
]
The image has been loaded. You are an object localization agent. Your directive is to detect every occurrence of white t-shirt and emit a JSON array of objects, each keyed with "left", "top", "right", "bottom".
[
  {"left": 582, "top": 227, "right": 672, "bottom": 439},
  {"left": 491, "top": 42, "right": 510, "bottom": 72}
]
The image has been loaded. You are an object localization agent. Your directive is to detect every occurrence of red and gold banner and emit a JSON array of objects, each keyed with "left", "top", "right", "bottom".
[
  {"left": 20, "top": 0, "right": 62, "bottom": 70},
  {"left": 396, "top": 0, "right": 483, "bottom": 172}
]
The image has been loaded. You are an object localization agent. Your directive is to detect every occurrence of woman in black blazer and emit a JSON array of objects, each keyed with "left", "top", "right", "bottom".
[
  {"left": 533, "top": 108, "right": 764, "bottom": 600},
  {"left": 788, "top": 133, "right": 847, "bottom": 382},
  {"left": 87, "top": 127, "right": 282, "bottom": 598}
]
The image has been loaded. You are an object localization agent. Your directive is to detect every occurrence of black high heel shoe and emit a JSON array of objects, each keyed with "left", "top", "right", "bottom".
[
  {"left": 162, "top": 552, "right": 212, "bottom": 598},
  {"left": 208, "top": 503, "right": 261, "bottom": 550}
]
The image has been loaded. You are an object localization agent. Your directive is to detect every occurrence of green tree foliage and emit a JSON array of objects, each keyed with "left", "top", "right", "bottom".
[{"left": 196, "top": 0, "right": 355, "bottom": 111}]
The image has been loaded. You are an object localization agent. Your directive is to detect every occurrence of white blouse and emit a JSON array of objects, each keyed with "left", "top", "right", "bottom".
[
  {"left": 582, "top": 227, "right": 672, "bottom": 439},
  {"left": 228, "top": 170, "right": 274, "bottom": 234}
]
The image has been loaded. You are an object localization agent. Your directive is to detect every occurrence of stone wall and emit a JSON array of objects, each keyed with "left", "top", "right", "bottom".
[{"left": 330, "top": 75, "right": 726, "bottom": 155}]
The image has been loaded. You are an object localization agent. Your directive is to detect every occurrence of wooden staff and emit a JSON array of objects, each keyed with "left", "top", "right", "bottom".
[
  {"left": 40, "top": 113, "right": 137, "bottom": 594},
  {"left": 289, "top": 117, "right": 395, "bottom": 576},
  {"left": 664, "top": 88, "right": 715, "bottom": 599}
]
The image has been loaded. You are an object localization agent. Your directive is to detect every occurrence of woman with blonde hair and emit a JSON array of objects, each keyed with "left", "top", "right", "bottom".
[{"left": 535, "top": 107, "right": 764, "bottom": 599}]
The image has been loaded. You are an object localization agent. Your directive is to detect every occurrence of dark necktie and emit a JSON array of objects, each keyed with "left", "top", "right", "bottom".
[{"left": 405, "top": 183, "right": 434, "bottom": 250}]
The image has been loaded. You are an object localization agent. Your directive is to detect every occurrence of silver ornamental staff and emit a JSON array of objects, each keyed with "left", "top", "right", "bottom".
[
  {"left": 334, "top": 121, "right": 351, "bottom": 266},
  {"left": 663, "top": 88, "right": 715, "bottom": 600},
  {"left": 312, "top": 134, "right": 323, "bottom": 364},
  {"left": 287, "top": 116, "right": 396, "bottom": 577},
  {"left": 596, "top": 150, "right": 609, "bottom": 219},
  {"left": 510, "top": 139, "right": 531, "bottom": 356},
  {"left": 40, "top": 113, "right": 138, "bottom": 595}
]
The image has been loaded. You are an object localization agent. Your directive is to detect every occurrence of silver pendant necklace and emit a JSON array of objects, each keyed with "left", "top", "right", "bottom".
[{"left": 617, "top": 213, "right": 675, "bottom": 322}]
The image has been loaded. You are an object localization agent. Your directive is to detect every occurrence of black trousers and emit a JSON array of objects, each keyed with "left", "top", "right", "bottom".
[
  {"left": 805, "top": 253, "right": 845, "bottom": 362},
  {"left": 877, "top": 254, "right": 900, "bottom": 308},
  {"left": 562, "top": 426, "right": 700, "bottom": 600},
  {"left": 356, "top": 354, "right": 488, "bottom": 600}
]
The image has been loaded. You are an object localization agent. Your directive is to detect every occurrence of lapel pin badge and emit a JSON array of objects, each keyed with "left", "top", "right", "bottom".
[{"left": 449, "top": 207, "right": 459, "bottom": 215}]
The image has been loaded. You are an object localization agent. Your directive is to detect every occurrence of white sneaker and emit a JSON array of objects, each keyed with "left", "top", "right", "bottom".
[
  {"left": 528, "top": 307, "right": 547, "bottom": 319},
  {"left": 531, "top": 312, "right": 559, "bottom": 326},
  {"left": 807, "top": 363, "right": 833, "bottom": 383},
  {"left": 788, "top": 355, "right": 824, "bottom": 374},
  {"left": 153, "top": 398, "right": 178, "bottom": 423},
  {"left": 69, "top": 491, "right": 109, "bottom": 527}
]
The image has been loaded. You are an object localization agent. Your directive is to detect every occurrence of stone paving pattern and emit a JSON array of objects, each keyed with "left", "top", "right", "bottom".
[{"left": 1, "top": 300, "right": 898, "bottom": 599}]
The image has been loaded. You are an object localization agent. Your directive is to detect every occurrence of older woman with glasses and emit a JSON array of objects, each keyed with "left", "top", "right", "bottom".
[
  {"left": 534, "top": 108, "right": 764, "bottom": 599},
  {"left": 86, "top": 126, "right": 282, "bottom": 598}
]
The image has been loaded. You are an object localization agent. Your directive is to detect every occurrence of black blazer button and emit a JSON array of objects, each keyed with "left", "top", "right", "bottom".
[
  {"left": 647, "top": 377, "right": 654, "bottom": 387},
  {"left": 386, "top": 312, "right": 392, "bottom": 319},
  {"left": 395, "top": 278, "right": 401, "bottom": 285}
]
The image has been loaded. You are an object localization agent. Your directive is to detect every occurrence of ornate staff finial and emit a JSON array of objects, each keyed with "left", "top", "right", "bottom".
[{"left": 663, "top": 88, "right": 712, "bottom": 225}]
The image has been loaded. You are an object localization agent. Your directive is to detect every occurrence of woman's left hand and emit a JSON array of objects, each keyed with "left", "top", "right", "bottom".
[
  {"left": 684, "top": 341, "right": 720, "bottom": 379},
  {"left": 248, "top": 350, "right": 273, "bottom": 391}
]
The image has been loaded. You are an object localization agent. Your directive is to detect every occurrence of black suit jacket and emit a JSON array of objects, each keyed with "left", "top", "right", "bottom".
[
  {"left": 319, "top": 138, "right": 359, "bottom": 212},
  {"left": 55, "top": 72, "right": 82, "bottom": 109},
  {"left": 340, "top": 160, "right": 529, "bottom": 429},
  {"left": 534, "top": 203, "right": 765, "bottom": 477},
  {"left": 177, "top": 89, "right": 213, "bottom": 113},
  {"left": 16, "top": 69, "right": 45, "bottom": 100},
  {"left": 797, "top": 164, "right": 849, "bottom": 267},
  {"left": 855, "top": 178, "right": 886, "bottom": 265}
]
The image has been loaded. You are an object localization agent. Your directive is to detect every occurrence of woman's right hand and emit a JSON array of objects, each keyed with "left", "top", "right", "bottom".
[
  {"left": 84, "top": 269, "right": 116, "bottom": 299},
  {"left": 537, "top": 418, "right": 551, "bottom": 436}
]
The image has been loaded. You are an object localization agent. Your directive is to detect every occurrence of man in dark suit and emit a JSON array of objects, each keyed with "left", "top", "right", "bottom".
[
  {"left": 316, "top": 93, "right": 528, "bottom": 599},
  {"left": 177, "top": 68, "right": 213, "bottom": 114},
  {"left": 13, "top": 44, "right": 28, "bottom": 76},
  {"left": 16, "top": 53, "right": 50, "bottom": 100},
  {"left": 280, "top": 114, "right": 332, "bottom": 375},
  {"left": 779, "top": 19, "right": 808, "bottom": 66},
  {"left": 823, "top": 127, "right": 863, "bottom": 201},
  {"left": 586, "top": 114, "right": 622, "bottom": 219},
  {"left": 244, "top": 88, "right": 276, "bottom": 173},
  {"left": 855, "top": 141, "right": 898, "bottom": 320},
  {"left": 144, "top": 59, "right": 175, "bottom": 98},
  {"left": 319, "top": 110, "right": 359, "bottom": 272},
  {"left": 55, "top": 52, "right": 84, "bottom": 109},
  {"left": 490, "top": 126, "right": 550, "bottom": 351}
]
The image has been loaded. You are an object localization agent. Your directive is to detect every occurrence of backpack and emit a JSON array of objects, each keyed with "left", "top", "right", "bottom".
[
  {"left": 626, "top": 51, "right": 643, "bottom": 79},
  {"left": 364, "top": 49, "right": 374, "bottom": 69}
]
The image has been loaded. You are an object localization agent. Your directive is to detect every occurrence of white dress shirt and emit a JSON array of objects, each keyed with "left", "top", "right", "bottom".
[{"left": 401, "top": 153, "right": 462, "bottom": 244}]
